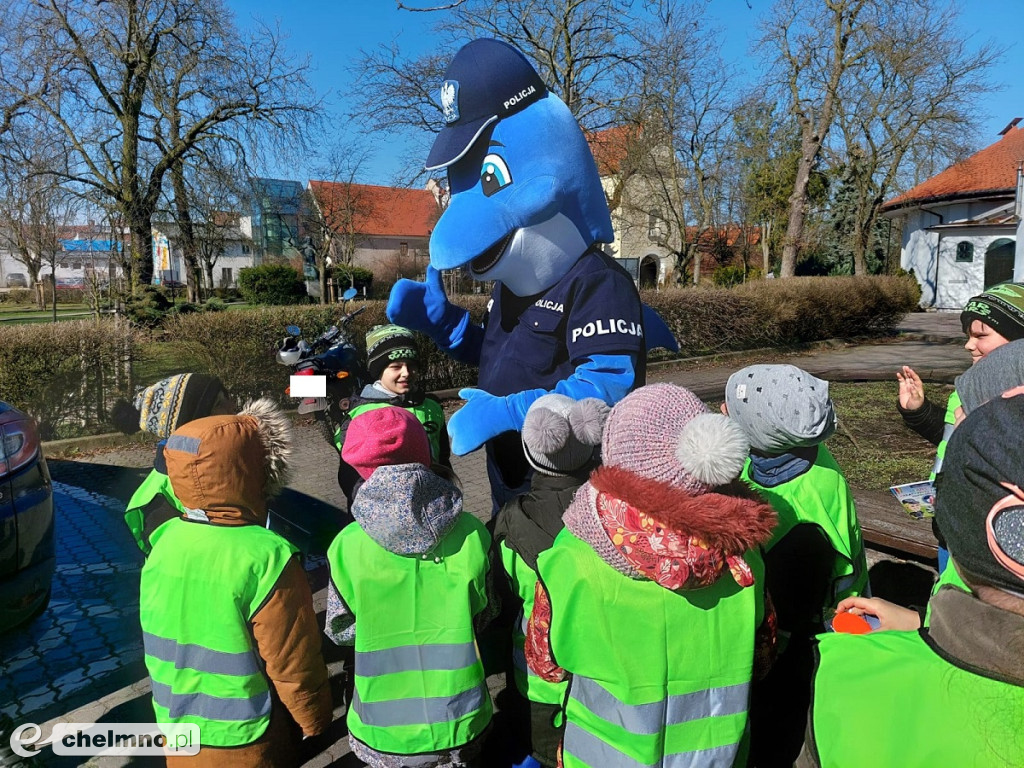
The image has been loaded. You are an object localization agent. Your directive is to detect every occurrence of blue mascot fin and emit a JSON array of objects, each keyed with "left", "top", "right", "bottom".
[{"left": 643, "top": 304, "right": 679, "bottom": 353}]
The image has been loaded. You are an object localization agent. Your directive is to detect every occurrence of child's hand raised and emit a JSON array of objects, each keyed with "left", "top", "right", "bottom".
[{"left": 897, "top": 365, "right": 925, "bottom": 411}]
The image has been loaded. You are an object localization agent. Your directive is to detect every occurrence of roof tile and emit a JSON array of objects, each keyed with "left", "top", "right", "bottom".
[
  {"left": 308, "top": 181, "right": 440, "bottom": 238},
  {"left": 883, "top": 123, "right": 1024, "bottom": 209}
]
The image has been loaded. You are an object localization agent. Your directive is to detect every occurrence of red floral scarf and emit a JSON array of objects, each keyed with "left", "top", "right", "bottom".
[{"left": 596, "top": 490, "right": 755, "bottom": 590}]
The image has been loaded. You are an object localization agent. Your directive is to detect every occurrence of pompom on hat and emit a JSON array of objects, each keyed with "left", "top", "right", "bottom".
[
  {"left": 521, "top": 393, "right": 609, "bottom": 476},
  {"left": 342, "top": 406, "right": 432, "bottom": 480},
  {"left": 601, "top": 383, "right": 750, "bottom": 495}
]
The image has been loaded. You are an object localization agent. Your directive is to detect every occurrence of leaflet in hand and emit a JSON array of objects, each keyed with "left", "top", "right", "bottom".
[{"left": 889, "top": 480, "right": 936, "bottom": 520}]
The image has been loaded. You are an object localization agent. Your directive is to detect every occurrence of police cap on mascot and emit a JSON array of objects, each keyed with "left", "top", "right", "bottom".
[{"left": 388, "top": 39, "right": 666, "bottom": 511}]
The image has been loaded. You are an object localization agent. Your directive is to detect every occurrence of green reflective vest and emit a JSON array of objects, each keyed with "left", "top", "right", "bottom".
[
  {"left": 809, "top": 628, "right": 1024, "bottom": 767},
  {"left": 498, "top": 540, "right": 568, "bottom": 706},
  {"left": 930, "top": 390, "right": 961, "bottom": 479},
  {"left": 329, "top": 514, "right": 493, "bottom": 755},
  {"left": 125, "top": 468, "right": 186, "bottom": 555},
  {"left": 742, "top": 444, "right": 868, "bottom": 610},
  {"left": 923, "top": 558, "right": 970, "bottom": 626},
  {"left": 342, "top": 398, "right": 446, "bottom": 461},
  {"left": 539, "top": 528, "right": 764, "bottom": 768},
  {"left": 140, "top": 519, "right": 297, "bottom": 747}
]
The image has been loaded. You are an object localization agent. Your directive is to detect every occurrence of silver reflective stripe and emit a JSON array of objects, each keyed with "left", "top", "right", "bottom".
[
  {"left": 151, "top": 681, "right": 270, "bottom": 722},
  {"left": 144, "top": 632, "right": 260, "bottom": 676},
  {"left": 564, "top": 721, "right": 740, "bottom": 768},
  {"left": 563, "top": 721, "right": 650, "bottom": 768},
  {"left": 352, "top": 683, "right": 486, "bottom": 727},
  {"left": 571, "top": 677, "right": 749, "bottom": 735},
  {"left": 932, "top": 422, "right": 956, "bottom": 475},
  {"left": 834, "top": 569, "right": 861, "bottom": 598},
  {"left": 356, "top": 642, "right": 477, "bottom": 677},
  {"left": 166, "top": 435, "right": 201, "bottom": 454}
]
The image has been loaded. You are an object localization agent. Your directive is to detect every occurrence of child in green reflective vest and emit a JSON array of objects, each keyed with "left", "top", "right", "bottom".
[
  {"left": 897, "top": 283, "right": 1024, "bottom": 573},
  {"left": 325, "top": 406, "right": 497, "bottom": 768},
  {"left": 723, "top": 364, "right": 867, "bottom": 768},
  {"left": 799, "top": 393, "right": 1024, "bottom": 768},
  {"left": 527, "top": 384, "right": 778, "bottom": 768},
  {"left": 492, "top": 394, "right": 609, "bottom": 768},
  {"left": 336, "top": 324, "right": 450, "bottom": 508},
  {"left": 144, "top": 399, "right": 332, "bottom": 765},
  {"left": 113, "top": 373, "right": 234, "bottom": 555}
]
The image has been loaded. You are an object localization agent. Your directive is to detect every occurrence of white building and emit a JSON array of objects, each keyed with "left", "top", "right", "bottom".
[{"left": 881, "top": 119, "right": 1023, "bottom": 309}]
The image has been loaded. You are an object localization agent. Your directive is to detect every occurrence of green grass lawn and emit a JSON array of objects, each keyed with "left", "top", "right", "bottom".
[
  {"left": 0, "top": 305, "right": 98, "bottom": 324},
  {"left": 826, "top": 380, "right": 950, "bottom": 491}
]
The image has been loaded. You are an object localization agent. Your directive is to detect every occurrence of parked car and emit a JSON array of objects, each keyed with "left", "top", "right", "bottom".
[
  {"left": 4, "top": 273, "right": 28, "bottom": 288},
  {"left": 0, "top": 402, "right": 54, "bottom": 633},
  {"left": 55, "top": 276, "right": 86, "bottom": 288}
]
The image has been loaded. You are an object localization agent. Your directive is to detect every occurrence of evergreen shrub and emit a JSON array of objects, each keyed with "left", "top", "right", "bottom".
[{"left": 238, "top": 263, "right": 307, "bottom": 306}]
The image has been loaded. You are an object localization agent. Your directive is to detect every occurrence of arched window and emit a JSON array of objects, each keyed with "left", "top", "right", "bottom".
[{"left": 956, "top": 241, "right": 974, "bottom": 263}]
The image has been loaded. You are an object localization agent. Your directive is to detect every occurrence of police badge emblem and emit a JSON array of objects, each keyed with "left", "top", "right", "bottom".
[{"left": 441, "top": 80, "right": 459, "bottom": 124}]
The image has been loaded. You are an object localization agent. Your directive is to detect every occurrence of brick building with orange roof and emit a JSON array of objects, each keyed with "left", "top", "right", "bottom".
[
  {"left": 307, "top": 180, "right": 443, "bottom": 287},
  {"left": 881, "top": 119, "right": 1023, "bottom": 309}
]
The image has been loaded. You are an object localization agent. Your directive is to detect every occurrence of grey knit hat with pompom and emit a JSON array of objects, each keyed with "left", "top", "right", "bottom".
[{"left": 521, "top": 394, "right": 610, "bottom": 476}]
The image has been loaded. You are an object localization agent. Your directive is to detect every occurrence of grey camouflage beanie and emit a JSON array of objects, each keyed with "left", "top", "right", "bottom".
[
  {"left": 956, "top": 339, "right": 1024, "bottom": 416},
  {"left": 725, "top": 364, "right": 836, "bottom": 454}
]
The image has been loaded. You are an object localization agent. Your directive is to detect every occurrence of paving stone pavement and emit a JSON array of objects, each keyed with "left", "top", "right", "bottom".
[{"left": 0, "top": 311, "right": 964, "bottom": 766}]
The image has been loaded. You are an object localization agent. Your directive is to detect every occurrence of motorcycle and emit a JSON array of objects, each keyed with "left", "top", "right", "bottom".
[
  {"left": 271, "top": 288, "right": 367, "bottom": 556},
  {"left": 276, "top": 287, "right": 368, "bottom": 449}
]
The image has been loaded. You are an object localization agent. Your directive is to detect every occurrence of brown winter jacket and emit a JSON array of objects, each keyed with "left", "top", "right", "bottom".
[{"left": 160, "top": 403, "right": 332, "bottom": 766}]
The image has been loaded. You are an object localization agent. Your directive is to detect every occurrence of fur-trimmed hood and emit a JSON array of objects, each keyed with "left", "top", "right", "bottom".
[
  {"left": 164, "top": 397, "right": 292, "bottom": 525},
  {"left": 564, "top": 465, "right": 776, "bottom": 590}
]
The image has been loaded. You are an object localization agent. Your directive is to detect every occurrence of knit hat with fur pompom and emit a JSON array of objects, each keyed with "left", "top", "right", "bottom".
[
  {"left": 601, "top": 383, "right": 749, "bottom": 495},
  {"left": 521, "top": 394, "right": 609, "bottom": 476}
]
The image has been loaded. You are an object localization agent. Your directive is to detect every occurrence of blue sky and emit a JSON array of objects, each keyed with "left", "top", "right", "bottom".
[{"left": 226, "top": 0, "right": 1024, "bottom": 186}]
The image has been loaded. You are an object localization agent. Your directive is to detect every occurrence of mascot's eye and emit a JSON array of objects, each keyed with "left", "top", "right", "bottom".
[{"left": 480, "top": 154, "right": 512, "bottom": 197}]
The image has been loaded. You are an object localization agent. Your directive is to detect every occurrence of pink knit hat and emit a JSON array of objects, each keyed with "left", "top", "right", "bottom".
[
  {"left": 601, "top": 383, "right": 750, "bottom": 494},
  {"left": 342, "top": 406, "right": 432, "bottom": 480}
]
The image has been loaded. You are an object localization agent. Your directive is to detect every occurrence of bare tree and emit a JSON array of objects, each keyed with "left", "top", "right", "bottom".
[
  {"left": 352, "top": 0, "right": 647, "bottom": 180},
  {"left": 757, "top": 0, "right": 873, "bottom": 277},
  {"left": 0, "top": 0, "right": 319, "bottom": 292},
  {"left": 616, "top": 3, "right": 735, "bottom": 284},
  {"left": 830, "top": 0, "right": 1000, "bottom": 274},
  {"left": 0, "top": 138, "right": 78, "bottom": 310}
]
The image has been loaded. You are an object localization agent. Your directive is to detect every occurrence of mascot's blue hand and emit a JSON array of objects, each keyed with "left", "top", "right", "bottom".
[
  {"left": 387, "top": 266, "right": 469, "bottom": 349},
  {"left": 448, "top": 388, "right": 517, "bottom": 456},
  {"left": 448, "top": 387, "right": 548, "bottom": 455}
]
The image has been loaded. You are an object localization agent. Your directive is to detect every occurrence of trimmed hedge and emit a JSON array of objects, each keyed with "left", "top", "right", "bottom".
[
  {"left": 0, "top": 319, "right": 140, "bottom": 438},
  {"left": 643, "top": 275, "right": 920, "bottom": 356},
  {"left": 162, "top": 301, "right": 486, "bottom": 404},
  {"left": 0, "top": 275, "right": 918, "bottom": 436}
]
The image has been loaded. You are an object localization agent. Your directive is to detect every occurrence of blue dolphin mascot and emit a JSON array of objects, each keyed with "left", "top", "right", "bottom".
[{"left": 389, "top": 38, "right": 668, "bottom": 510}]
